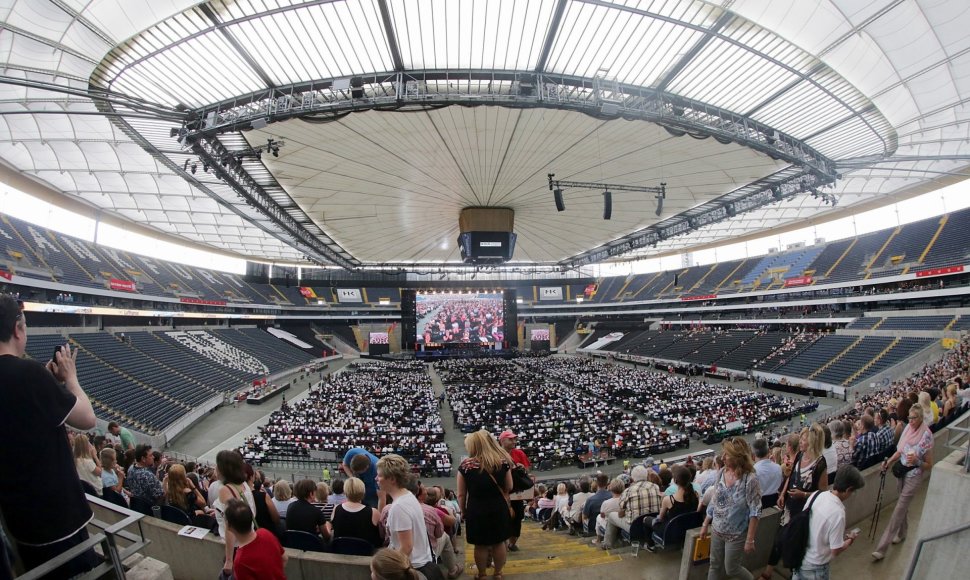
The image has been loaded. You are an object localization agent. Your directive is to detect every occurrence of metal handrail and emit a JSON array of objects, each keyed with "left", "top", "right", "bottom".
[
  {"left": 16, "top": 494, "right": 149, "bottom": 580},
  {"left": 904, "top": 519, "right": 970, "bottom": 580}
]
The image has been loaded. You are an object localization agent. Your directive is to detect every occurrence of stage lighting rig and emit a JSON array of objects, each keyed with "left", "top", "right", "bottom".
[{"left": 547, "top": 174, "right": 666, "bottom": 219}]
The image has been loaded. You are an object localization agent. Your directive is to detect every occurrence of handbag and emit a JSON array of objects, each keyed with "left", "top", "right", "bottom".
[
  {"left": 486, "top": 469, "right": 515, "bottom": 519},
  {"left": 510, "top": 465, "right": 534, "bottom": 493},
  {"left": 891, "top": 459, "right": 918, "bottom": 479}
]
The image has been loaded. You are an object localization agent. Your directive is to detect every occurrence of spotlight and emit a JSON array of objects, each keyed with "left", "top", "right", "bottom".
[
  {"left": 222, "top": 157, "right": 229, "bottom": 167},
  {"left": 603, "top": 191, "right": 612, "bottom": 220},
  {"left": 553, "top": 188, "right": 565, "bottom": 212},
  {"left": 272, "top": 146, "right": 279, "bottom": 157},
  {"left": 655, "top": 193, "right": 664, "bottom": 216},
  {"left": 203, "top": 163, "right": 210, "bottom": 173},
  {"left": 190, "top": 163, "right": 197, "bottom": 175},
  {"left": 771, "top": 186, "right": 782, "bottom": 200},
  {"left": 255, "top": 150, "right": 262, "bottom": 160},
  {"left": 182, "top": 159, "right": 189, "bottom": 171}
]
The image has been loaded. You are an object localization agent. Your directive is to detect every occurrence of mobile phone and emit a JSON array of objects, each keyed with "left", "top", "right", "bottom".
[
  {"left": 51, "top": 346, "right": 61, "bottom": 362},
  {"left": 848, "top": 527, "right": 861, "bottom": 538}
]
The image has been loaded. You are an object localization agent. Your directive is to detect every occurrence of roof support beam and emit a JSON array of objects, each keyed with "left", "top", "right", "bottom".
[
  {"left": 654, "top": 11, "right": 734, "bottom": 92},
  {"left": 376, "top": 0, "right": 404, "bottom": 71},
  {"left": 535, "top": 0, "right": 569, "bottom": 73}
]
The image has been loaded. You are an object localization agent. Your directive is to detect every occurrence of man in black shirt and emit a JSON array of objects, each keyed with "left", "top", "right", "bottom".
[
  {"left": 285, "top": 479, "right": 329, "bottom": 540},
  {"left": 0, "top": 294, "right": 99, "bottom": 579}
]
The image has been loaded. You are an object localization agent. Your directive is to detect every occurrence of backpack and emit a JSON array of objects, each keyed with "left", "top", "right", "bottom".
[{"left": 779, "top": 490, "right": 821, "bottom": 570}]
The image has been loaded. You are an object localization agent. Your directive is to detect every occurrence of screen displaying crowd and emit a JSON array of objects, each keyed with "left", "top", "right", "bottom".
[
  {"left": 416, "top": 293, "right": 504, "bottom": 344},
  {"left": 516, "top": 357, "right": 817, "bottom": 440},
  {"left": 439, "top": 358, "right": 689, "bottom": 467},
  {"left": 239, "top": 361, "right": 451, "bottom": 477}
]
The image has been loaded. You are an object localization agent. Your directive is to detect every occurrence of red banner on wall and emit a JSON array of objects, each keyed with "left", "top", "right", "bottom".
[
  {"left": 299, "top": 286, "right": 316, "bottom": 298},
  {"left": 180, "top": 297, "right": 227, "bottom": 306},
  {"left": 584, "top": 284, "right": 597, "bottom": 298},
  {"left": 0, "top": 270, "right": 11, "bottom": 281},
  {"left": 915, "top": 265, "right": 964, "bottom": 278},
  {"left": 109, "top": 278, "right": 136, "bottom": 292},
  {"left": 681, "top": 294, "right": 717, "bottom": 301},
  {"left": 784, "top": 276, "right": 813, "bottom": 287}
]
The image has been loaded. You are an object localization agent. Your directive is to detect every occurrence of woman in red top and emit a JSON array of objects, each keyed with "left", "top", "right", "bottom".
[
  {"left": 498, "top": 430, "right": 530, "bottom": 553},
  {"left": 224, "top": 499, "right": 286, "bottom": 580}
]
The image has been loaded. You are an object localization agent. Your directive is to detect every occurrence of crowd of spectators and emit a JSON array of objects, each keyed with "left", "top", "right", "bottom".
[
  {"left": 418, "top": 296, "right": 503, "bottom": 344},
  {"left": 440, "top": 358, "right": 688, "bottom": 466},
  {"left": 517, "top": 357, "right": 816, "bottom": 440},
  {"left": 239, "top": 361, "right": 451, "bottom": 477}
]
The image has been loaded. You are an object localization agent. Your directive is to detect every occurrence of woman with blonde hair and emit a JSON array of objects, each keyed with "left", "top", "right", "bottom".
[
  {"left": 327, "top": 477, "right": 381, "bottom": 549},
  {"left": 164, "top": 464, "right": 208, "bottom": 520},
  {"left": 458, "top": 429, "right": 514, "bottom": 580},
  {"left": 370, "top": 547, "right": 426, "bottom": 580},
  {"left": 761, "top": 424, "right": 828, "bottom": 580},
  {"left": 73, "top": 435, "right": 102, "bottom": 496},
  {"left": 99, "top": 446, "right": 124, "bottom": 494},
  {"left": 272, "top": 479, "right": 296, "bottom": 518},
  {"left": 872, "top": 403, "right": 934, "bottom": 561},
  {"left": 700, "top": 437, "right": 761, "bottom": 580}
]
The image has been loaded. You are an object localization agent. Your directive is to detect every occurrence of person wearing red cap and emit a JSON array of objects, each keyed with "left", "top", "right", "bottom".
[{"left": 499, "top": 430, "right": 530, "bottom": 553}]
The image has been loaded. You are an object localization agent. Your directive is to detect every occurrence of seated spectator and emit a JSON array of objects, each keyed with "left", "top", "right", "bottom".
[
  {"left": 851, "top": 415, "right": 881, "bottom": 469},
  {"left": 250, "top": 472, "right": 281, "bottom": 536},
  {"left": 541, "top": 483, "right": 570, "bottom": 531},
  {"left": 224, "top": 499, "right": 286, "bottom": 580},
  {"left": 272, "top": 480, "right": 296, "bottom": 518},
  {"left": 329, "top": 478, "right": 347, "bottom": 504},
  {"left": 646, "top": 465, "right": 698, "bottom": 550},
  {"left": 371, "top": 547, "right": 422, "bottom": 580},
  {"left": 603, "top": 466, "right": 662, "bottom": 549},
  {"left": 327, "top": 477, "right": 381, "bottom": 549},
  {"left": 582, "top": 474, "right": 611, "bottom": 535},
  {"left": 126, "top": 444, "right": 163, "bottom": 503},
  {"left": 99, "top": 447, "right": 125, "bottom": 495},
  {"left": 286, "top": 479, "right": 329, "bottom": 540},
  {"left": 566, "top": 478, "right": 591, "bottom": 534},
  {"left": 313, "top": 482, "right": 336, "bottom": 522},
  {"left": 164, "top": 464, "right": 214, "bottom": 528},
  {"left": 593, "top": 478, "right": 625, "bottom": 545},
  {"left": 73, "top": 435, "right": 103, "bottom": 496}
]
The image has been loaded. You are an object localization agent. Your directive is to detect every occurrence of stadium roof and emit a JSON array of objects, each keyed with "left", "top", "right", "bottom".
[{"left": 1, "top": 0, "right": 968, "bottom": 270}]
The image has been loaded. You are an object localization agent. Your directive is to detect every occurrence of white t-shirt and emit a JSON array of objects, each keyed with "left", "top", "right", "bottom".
[
  {"left": 387, "top": 492, "right": 432, "bottom": 567},
  {"left": 801, "top": 491, "right": 846, "bottom": 567},
  {"left": 822, "top": 447, "right": 838, "bottom": 476}
]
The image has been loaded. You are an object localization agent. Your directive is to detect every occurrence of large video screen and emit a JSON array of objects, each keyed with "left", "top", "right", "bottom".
[{"left": 416, "top": 292, "right": 504, "bottom": 345}]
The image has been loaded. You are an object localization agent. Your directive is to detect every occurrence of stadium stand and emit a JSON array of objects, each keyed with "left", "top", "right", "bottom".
[
  {"left": 878, "top": 315, "right": 955, "bottom": 330},
  {"left": 208, "top": 328, "right": 316, "bottom": 373},
  {"left": 316, "top": 324, "right": 360, "bottom": 351},
  {"left": 713, "top": 332, "right": 792, "bottom": 371},
  {"left": 846, "top": 317, "right": 883, "bottom": 329},
  {"left": 680, "top": 330, "right": 755, "bottom": 366},
  {"left": 869, "top": 218, "right": 943, "bottom": 276},
  {"left": 753, "top": 333, "right": 823, "bottom": 373},
  {"left": 919, "top": 207, "right": 970, "bottom": 269},
  {"left": 125, "top": 331, "right": 250, "bottom": 392},
  {"left": 770, "top": 335, "right": 857, "bottom": 379},
  {"left": 653, "top": 331, "right": 714, "bottom": 361}
]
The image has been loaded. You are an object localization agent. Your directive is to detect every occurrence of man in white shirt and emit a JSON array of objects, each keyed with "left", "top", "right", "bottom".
[
  {"left": 377, "top": 454, "right": 439, "bottom": 579},
  {"left": 794, "top": 465, "right": 865, "bottom": 580},
  {"left": 753, "top": 438, "right": 783, "bottom": 508}
]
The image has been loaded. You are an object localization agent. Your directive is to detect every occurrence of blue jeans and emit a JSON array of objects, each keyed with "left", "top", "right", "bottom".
[{"left": 793, "top": 563, "right": 830, "bottom": 580}]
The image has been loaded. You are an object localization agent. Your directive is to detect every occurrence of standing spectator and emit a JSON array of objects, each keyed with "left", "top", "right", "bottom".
[
  {"left": 792, "top": 465, "right": 865, "bottom": 580},
  {"left": 498, "top": 430, "right": 530, "bottom": 552},
  {"left": 377, "top": 454, "right": 439, "bottom": 580},
  {"left": 602, "top": 465, "right": 662, "bottom": 550},
  {"left": 107, "top": 421, "right": 135, "bottom": 451},
  {"left": 74, "top": 435, "right": 103, "bottom": 496},
  {"left": 327, "top": 477, "right": 381, "bottom": 549},
  {"left": 224, "top": 499, "right": 286, "bottom": 580},
  {"left": 872, "top": 403, "right": 934, "bottom": 561},
  {"left": 342, "top": 447, "right": 380, "bottom": 508},
  {"left": 820, "top": 425, "right": 837, "bottom": 485},
  {"left": 764, "top": 425, "right": 828, "bottom": 579},
  {"left": 700, "top": 437, "right": 761, "bottom": 580},
  {"left": 457, "top": 430, "right": 513, "bottom": 580},
  {"left": 752, "top": 439, "right": 782, "bottom": 509},
  {"left": 214, "top": 450, "right": 257, "bottom": 575},
  {"left": 828, "top": 420, "right": 852, "bottom": 470},
  {"left": 126, "top": 444, "right": 164, "bottom": 503},
  {"left": 0, "top": 293, "right": 99, "bottom": 579},
  {"left": 286, "top": 479, "right": 328, "bottom": 540}
]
